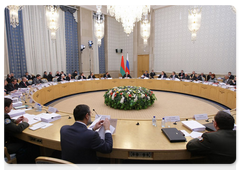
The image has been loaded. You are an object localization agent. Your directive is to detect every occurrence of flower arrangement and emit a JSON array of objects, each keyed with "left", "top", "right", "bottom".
[{"left": 104, "top": 86, "right": 157, "bottom": 110}]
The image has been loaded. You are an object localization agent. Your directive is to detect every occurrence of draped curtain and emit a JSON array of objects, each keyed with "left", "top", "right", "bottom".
[
  {"left": 98, "top": 37, "right": 105, "bottom": 74},
  {"left": 61, "top": 6, "right": 79, "bottom": 74},
  {"left": 5, "top": 8, "right": 27, "bottom": 78},
  {"left": 22, "top": 5, "right": 66, "bottom": 76}
]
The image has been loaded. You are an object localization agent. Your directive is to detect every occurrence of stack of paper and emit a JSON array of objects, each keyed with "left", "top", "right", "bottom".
[
  {"left": 190, "top": 131, "right": 203, "bottom": 138},
  {"left": 181, "top": 120, "right": 206, "bottom": 132},
  {"left": 11, "top": 113, "right": 40, "bottom": 125},
  {"left": 29, "top": 122, "right": 53, "bottom": 130},
  {"left": 8, "top": 109, "right": 25, "bottom": 118},
  {"left": 39, "top": 113, "right": 61, "bottom": 123},
  {"left": 12, "top": 101, "right": 23, "bottom": 107}
]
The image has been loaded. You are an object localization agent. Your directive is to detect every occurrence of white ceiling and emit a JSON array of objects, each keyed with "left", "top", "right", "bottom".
[{"left": 62, "top": 0, "right": 190, "bottom": 14}]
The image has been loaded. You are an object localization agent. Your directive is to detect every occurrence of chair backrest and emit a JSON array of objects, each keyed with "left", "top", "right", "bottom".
[
  {"left": 4, "top": 147, "right": 17, "bottom": 164},
  {"left": 28, "top": 79, "right": 32, "bottom": 85},
  {"left": 52, "top": 77, "right": 58, "bottom": 82},
  {"left": 41, "top": 78, "right": 48, "bottom": 83},
  {"left": 35, "top": 156, "right": 80, "bottom": 170},
  {"left": 75, "top": 75, "right": 78, "bottom": 80}
]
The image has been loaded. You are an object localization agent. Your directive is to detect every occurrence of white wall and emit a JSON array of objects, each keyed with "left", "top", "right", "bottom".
[
  {"left": 154, "top": 5, "right": 236, "bottom": 75},
  {"left": 107, "top": 16, "right": 133, "bottom": 72}
]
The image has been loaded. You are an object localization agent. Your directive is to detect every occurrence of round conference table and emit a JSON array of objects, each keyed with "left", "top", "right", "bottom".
[{"left": 15, "top": 79, "right": 236, "bottom": 161}]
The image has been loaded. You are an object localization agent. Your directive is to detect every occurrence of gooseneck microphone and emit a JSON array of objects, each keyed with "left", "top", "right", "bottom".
[{"left": 93, "top": 109, "right": 100, "bottom": 117}]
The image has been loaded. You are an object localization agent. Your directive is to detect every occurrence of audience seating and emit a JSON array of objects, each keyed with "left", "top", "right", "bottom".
[
  {"left": 35, "top": 156, "right": 80, "bottom": 170},
  {"left": 0, "top": 147, "right": 17, "bottom": 168}
]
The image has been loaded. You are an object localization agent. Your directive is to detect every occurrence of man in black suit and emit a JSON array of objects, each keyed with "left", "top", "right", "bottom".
[
  {"left": 24, "top": 72, "right": 32, "bottom": 80},
  {"left": 19, "top": 77, "right": 30, "bottom": 88},
  {"left": 47, "top": 72, "right": 54, "bottom": 82},
  {"left": 88, "top": 73, "right": 96, "bottom": 79},
  {"left": 72, "top": 70, "right": 78, "bottom": 79},
  {"left": 190, "top": 71, "right": 195, "bottom": 78},
  {"left": 143, "top": 71, "right": 149, "bottom": 78},
  {"left": 183, "top": 73, "right": 190, "bottom": 80},
  {"left": 150, "top": 70, "right": 156, "bottom": 79},
  {"left": 103, "top": 72, "right": 111, "bottom": 78},
  {"left": 60, "top": 104, "right": 113, "bottom": 163},
  {"left": 170, "top": 71, "right": 178, "bottom": 79},
  {"left": 228, "top": 72, "right": 234, "bottom": 80},
  {"left": 55, "top": 71, "right": 61, "bottom": 77},
  {"left": 66, "top": 74, "right": 72, "bottom": 81},
  {"left": 207, "top": 72, "right": 212, "bottom": 81},
  {"left": 57, "top": 74, "right": 66, "bottom": 82},
  {"left": 229, "top": 76, "right": 240, "bottom": 87},
  {"left": 6, "top": 78, "right": 19, "bottom": 92},
  {"left": 6, "top": 74, "right": 12, "bottom": 83},
  {"left": 33, "top": 74, "right": 44, "bottom": 85},
  {"left": 78, "top": 73, "right": 86, "bottom": 80},
  {"left": 178, "top": 70, "right": 185, "bottom": 79},
  {"left": 122, "top": 72, "right": 132, "bottom": 79},
  {"left": 187, "top": 111, "right": 236, "bottom": 163},
  {"left": 158, "top": 71, "right": 167, "bottom": 78},
  {"left": 198, "top": 73, "right": 206, "bottom": 81},
  {"left": 43, "top": 71, "right": 48, "bottom": 79}
]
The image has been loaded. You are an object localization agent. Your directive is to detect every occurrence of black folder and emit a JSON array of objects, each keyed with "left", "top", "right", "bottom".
[
  {"left": 203, "top": 122, "right": 216, "bottom": 131},
  {"left": 161, "top": 128, "right": 186, "bottom": 143}
]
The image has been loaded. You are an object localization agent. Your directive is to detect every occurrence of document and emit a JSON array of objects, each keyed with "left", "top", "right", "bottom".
[
  {"left": 180, "top": 130, "right": 190, "bottom": 137},
  {"left": 12, "top": 113, "right": 40, "bottom": 125},
  {"left": 181, "top": 120, "right": 206, "bottom": 132},
  {"left": 190, "top": 131, "right": 203, "bottom": 138},
  {"left": 8, "top": 109, "right": 25, "bottom": 118},
  {"left": 29, "top": 122, "right": 53, "bottom": 131}
]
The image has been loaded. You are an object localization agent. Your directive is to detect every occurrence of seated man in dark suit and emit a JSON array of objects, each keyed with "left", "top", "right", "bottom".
[
  {"left": 24, "top": 72, "right": 32, "bottom": 80},
  {"left": 103, "top": 72, "right": 111, "bottom": 78},
  {"left": 57, "top": 74, "right": 66, "bottom": 82},
  {"left": 47, "top": 72, "right": 54, "bottom": 82},
  {"left": 19, "top": 77, "right": 30, "bottom": 88},
  {"left": 178, "top": 70, "right": 185, "bottom": 79},
  {"left": 6, "top": 78, "right": 19, "bottom": 92},
  {"left": 143, "top": 71, "right": 149, "bottom": 78},
  {"left": 78, "top": 73, "right": 86, "bottom": 80},
  {"left": 88, "top": 73, "right": 96, "bottom": 79},
  {"left": 122, "top": 72, "right": 132, "bottom": 79},
  {"left": 158, "top": 71, "right": 167, "bottom": 78},
  {"left": 150, "top": 70, "right": 156, "bottom": 79},
  {"left": 187, "top": 111, "right": 236, "bottom": 163},
  {"left": 66, "top": 74, "right": 72, "bottom": 81},
  {"left": 43, "top": 71, "right": 48, "bottom": 79},
  {"left": 228, "top": 76, "right": 236, "bottom": 85},
  {"left": 207, "top": 72, "right": 212, "bottom": 81},
  {"left": 33, "top": 74, "right": 44, "bottom": 85},
  {"left": 55, "top": 71, "right": 61, "bottom": 77},
  {"left": 72, "top": 70, "right": 78, "bottom": 79},
  {"left": 198, "top": 73, "right": 206, "bottom": 81},
  {"left": 169, "top": 71, "right": 178, "bottom": 79},
  {"left": 228, "top": 72, "right": 234, "bottom": 80},
  {"left": 6, "top": 74, "right": 12, "bottom": 83},
  {"left": 182, "top": 73, "right": 190, "bottom": 80},
  {"left": 60, "top": 104, "right": 113, "bottom": 164}
]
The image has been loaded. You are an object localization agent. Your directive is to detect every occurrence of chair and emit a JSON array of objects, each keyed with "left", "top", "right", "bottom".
[
  {"left": 52, "top": 77, "right": 58, "bottom": 82},
  {"left": 4, "top": 147, "right": 17, "bottom": 164},
  {"left": 35, "top": 156, "right": 80, "bottom": 170},
  {"left": 41, "top": 78, "right": 48, "bottom": 83},
  {"left": 75, "top": 75, "right": 79, "bottom": 80},
  {"left": 28, "top": 79, "right": 32, "bottom": 85}
]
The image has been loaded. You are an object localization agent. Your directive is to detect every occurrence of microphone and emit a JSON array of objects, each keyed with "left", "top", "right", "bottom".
[
  {"left": 93, "top": 109, "right": 100, "bottom": 117},
  {"left": 205, "top": 119, "right": 209, "bottom": 122},
  {"left": 51, "top": 115, "right": 71, "bottom": 119}
]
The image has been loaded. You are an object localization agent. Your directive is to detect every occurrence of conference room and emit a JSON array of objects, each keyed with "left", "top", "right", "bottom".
[{"left": 3, "top": 3, "right": 237, "bottom": 168}]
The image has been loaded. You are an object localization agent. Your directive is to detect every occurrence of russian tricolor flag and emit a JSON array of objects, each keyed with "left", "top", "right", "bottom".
[{"left": 125, "top": 53, "right": 130, "bottom": 74}]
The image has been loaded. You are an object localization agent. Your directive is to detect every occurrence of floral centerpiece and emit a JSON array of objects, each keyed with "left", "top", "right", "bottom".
[{"left": 104, "top": 86, "right": 157, "bottom": 110}]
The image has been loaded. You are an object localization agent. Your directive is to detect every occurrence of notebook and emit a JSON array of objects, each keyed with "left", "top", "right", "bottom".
[{"left": 161, "top": 128, "right": 186, "bottom": 143}]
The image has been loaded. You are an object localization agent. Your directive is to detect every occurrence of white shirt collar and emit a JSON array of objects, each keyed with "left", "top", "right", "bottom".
[{"left": 75, "top": 121, "right": 87, "bottom": 127}]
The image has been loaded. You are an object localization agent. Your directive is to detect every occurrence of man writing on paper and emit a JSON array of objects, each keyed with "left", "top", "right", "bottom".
[
  {"left": 60, "top": 104, "right": 113, "bottom": 163},
  {"left": 186, "top": 111, "right": 236, "bottom": 163}
]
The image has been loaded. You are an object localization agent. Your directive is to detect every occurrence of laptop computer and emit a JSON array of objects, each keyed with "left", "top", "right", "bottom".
[
  {"left": 203, "top": 122, "right": 216, "bottom": 131},
  {"left": 161, "top": 128, "right": 186, "bottom": 143}
]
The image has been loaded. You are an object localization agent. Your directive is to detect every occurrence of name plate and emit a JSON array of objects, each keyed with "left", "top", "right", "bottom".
[
  {"left": 48, "top": 107, "right": 58, "bottom": 113},
  {"left": 164, "top": 116, "right": 180, "bottom": 122},
  {"left": 194, "top": 114, "right": 208, "bottom": 120},
  {"left": 223, "top": 110, "right": 231, "bottom": 115}
]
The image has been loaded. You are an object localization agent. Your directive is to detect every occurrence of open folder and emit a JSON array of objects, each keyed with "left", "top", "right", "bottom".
[{"left": 161, "top": 128, "right": 186, "bottom": 142}]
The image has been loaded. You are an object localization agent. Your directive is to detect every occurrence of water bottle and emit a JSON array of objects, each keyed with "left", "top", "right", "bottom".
[
  {"left": 152, "top": 116, "right": 157, "bottom": 127},
  {"left": 36, "top": 104, "right": 42, "bottom": 112},
  {"left": 161, "top": 118, "right": 165, "bottom": 128}
]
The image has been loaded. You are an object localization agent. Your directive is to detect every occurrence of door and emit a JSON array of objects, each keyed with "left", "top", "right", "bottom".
[{"left": 137, "top": 55, "right": 149, "bottom": 77}]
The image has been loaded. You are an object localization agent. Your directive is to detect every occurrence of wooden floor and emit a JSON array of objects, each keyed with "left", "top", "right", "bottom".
[{"left": 49, "top": 91, "right": 224, "bottom": 120}]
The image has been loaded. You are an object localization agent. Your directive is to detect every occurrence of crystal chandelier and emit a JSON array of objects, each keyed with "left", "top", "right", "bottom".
[
  {"left": 7, "top": 5, "right": 23, "bottom": 28},
  {"left": 107, "top": 5, "right": 150, "bottom": 36},
  {"left": 46, "top": 5, "right": 59, "bottom": 39},
  {"left": 93, "top": 6, "right": 104, "bottom": 47},
  {"left": 229, "top": 0, "right": 240, "bottom": 28},
  {"left": 188, "top": 7, "right": 202, "bottom": 42},
  {"left": 140, "top": 14, "right": 151, "bottom": 45}
]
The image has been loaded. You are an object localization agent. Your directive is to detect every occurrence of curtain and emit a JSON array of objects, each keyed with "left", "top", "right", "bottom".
[
  {"left": 4, "top": 16, "right": 10, "bottom": 77},
  {"left": 5, "top": 8, "right": 27, "bottom": 79},
  {"left": 98, "top": 37, "right": 105, "bottom": 74},
  {"left": 64, "top": 10, "right": 79, "bottom": 74},
  {"left": 22, "top": 5, "right": 66, "bottom": 76}
]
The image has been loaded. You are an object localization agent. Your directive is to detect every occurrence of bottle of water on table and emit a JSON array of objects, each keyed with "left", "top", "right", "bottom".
[
  {"left": 152, "top": 116, "right": 157, "bottom": 127},
  {"left": 161, "top": 118, "right": 165, "bottom": 128}
]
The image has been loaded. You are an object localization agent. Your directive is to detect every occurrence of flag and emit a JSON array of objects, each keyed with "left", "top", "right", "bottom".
[
  {"left": 125, "top": 53, "right": 130, "bottom": 74},
  {"left": 120, "top": 54, "right": 125, "bottom": 76}
]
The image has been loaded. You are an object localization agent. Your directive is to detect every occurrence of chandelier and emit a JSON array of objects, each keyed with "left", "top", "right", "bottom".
[
  {"left": 107, "top": 5, "right": 150, "bottom": 36},
  {"left": 93, "top": 6, "right": 104, "bottom": 47},
  {"left": 7, "top": 5, "right": 23, "bottom": 28},
  {"left": 188, "top": 7, "right": 202, "bottom": 42},
  {"left": 229, "top": 0, "right": 240, "bottom": 28},
  {"left": 46, "top": 5, "right": 59, "bottom": 39},
  {"left": 140, "top": 14, "right": 151, "bottom": 45}
]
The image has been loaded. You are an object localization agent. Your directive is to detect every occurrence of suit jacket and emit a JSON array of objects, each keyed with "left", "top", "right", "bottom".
[
  {"left": 229, "top": 75, "right": 234, "bottom": 80},
  {"left": 187, "top": 129, "right": 236, "bottom": 163},
  {"left": 158, "top": 74, "right": 167, "bottom": 78},
  {"left": 19, "top": 81, "right": 30, "bottom": 88},
  {"left": 5, "top": 113, "right": 29, "bottom": 151},
  {"left": 229, "top": 80, "right": 236, "bottom": 85},
  {"left": 33, "top": 78, "right": 43, "bottom": 85},
  {"left": 88, "top": 75, "right": 96, "bottom": 79},
  {"left": 43, "top": 74, "right": 48, "bottom": 79},
  {"left": 57, "top": 77, "right": 66, "bottom": 82},
  {"left": 178, "top": 72, "right": 185, "bottom": 78},
  {"left": 24, "top": 75, "right": 32, "bottom": 80},
  {"left": 207, "top": 75, "right": 211, "bottom": 81},
  {"left": 66, "top": 77, "right": 72, "bottom": 81},
  {"left": 78, "top": 75, "right": 86, "bottom": 80},
  {"left": 60, "top": 122, "right": 113, "bottom": 164},
  {"left": 150, "top": 72, "right": 156, "bottom": 78},
  {"left": 6, "top": 77, "right": 12, "bottom": 83},
  {"left": 47, "top": 74, "right": 54, "bottom": 82},
  {"left": 170, "top": 75, "right": 178, "bottom": 79},
  {"left": 183, "top": 75, "right": 190, "bottom": 80},
  {"left": 103, "top": 74, "right": 111, "bottom": 78},
  {"left": 122, "top": 74, "right": 132, "bottom": 78},
  {"left": 6, "top": 83, "right": 19, "bottom": 92},
  {"left": 143, "top": 73, "right": 149, "bottom": 78}
]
